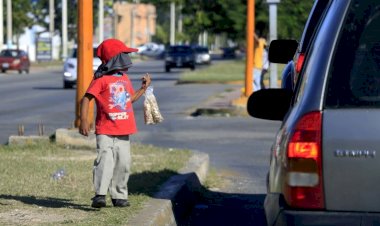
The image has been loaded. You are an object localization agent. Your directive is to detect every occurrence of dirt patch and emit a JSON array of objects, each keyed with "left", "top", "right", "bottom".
[{"left": 0, "top": 208, "right": 85, "bottom": 225}]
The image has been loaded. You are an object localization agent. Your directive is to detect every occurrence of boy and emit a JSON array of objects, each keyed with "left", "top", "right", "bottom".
[{"left": 79, "top": 39, "right": 151, "bottom": 208}]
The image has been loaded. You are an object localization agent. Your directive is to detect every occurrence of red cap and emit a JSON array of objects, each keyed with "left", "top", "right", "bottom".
[{"left": 96, "top": 39, "right": 138, "bottom": 63}]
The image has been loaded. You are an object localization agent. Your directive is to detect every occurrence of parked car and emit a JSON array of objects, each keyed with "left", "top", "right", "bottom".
[
  {"left": 193, "top": 46, "right": 211, "bottom": 65},
  {"left": 137, "top": 42, "right": 165, "bottom": 59},
  {"left": 63, "top": 47, "right": 102, "bottom": 89},
  {"left": 221, "top": 47, "right": 236, "bottom": 59},
  {"left": 0, "top": 49, "right": 30, "bottom": 74},
  {"left": 247, "top": 0, "right": 380, "bottom": 225},
  {"left": 164, "top": 45, "right": 195, "bottom": 72}
]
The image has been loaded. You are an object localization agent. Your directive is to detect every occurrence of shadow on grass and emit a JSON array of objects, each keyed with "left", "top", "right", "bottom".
[
  {"left": 0, "top": 170, "right": 266, "bottom": 225},
  {"left": 0, "top": 195, "right": 95, "bottom": 211},
  {"left": 129, "top": 169, "right": 179, "bottom": 196},
  {"left": 0, "top": 169, "right": 179, "bottom": 212}
]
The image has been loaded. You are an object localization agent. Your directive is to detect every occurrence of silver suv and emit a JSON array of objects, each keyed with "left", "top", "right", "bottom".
[{"left": 248, "top": 0, "right": 380, "bottom": 225}]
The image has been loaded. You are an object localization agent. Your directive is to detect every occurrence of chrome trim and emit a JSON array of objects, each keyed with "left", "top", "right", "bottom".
[{"left": 334, "top": 149, "right": 376, "bottom": 158}]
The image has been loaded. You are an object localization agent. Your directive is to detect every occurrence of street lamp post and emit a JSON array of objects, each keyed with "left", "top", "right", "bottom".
[
  {"left": 6, "top": 0, "right": 12, "bottom": 47},
  {"left": 266, "top": 0, "right": 280, "bottom": 88},
  {"left": 49, "top": 0, "right": 55, "bottom": 38},
  {"left": 62, "top": 0, "right": 68, "bottom": 59},
  {"left": 170, "top": 2, "right": 175, "bottom": 45},
  {"left": 0, "top": 0, "right": 3, "bottom": 50},
  {"left": 99, "top": 0, "right": 104, "bottom": 43}
]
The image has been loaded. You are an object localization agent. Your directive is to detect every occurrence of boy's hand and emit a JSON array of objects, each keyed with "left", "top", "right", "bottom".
[
  {"left": 79, "top": 94, "right": 94, "bottom": 136},
  {"left": 79, "top": 120, "right": 90, "bottom": 136},
  {"left": 142, "top": 73, "right": 151, "bottom": 89}
]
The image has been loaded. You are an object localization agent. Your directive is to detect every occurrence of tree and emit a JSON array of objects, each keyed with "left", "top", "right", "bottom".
[
  {"left": 140, "top": 0, "right": 185, "bottom": 44},
  {"left": 31, "top": 0, "right": 80, "bottom": 42},
  {"left": 277, "top": 0, "right": 313, "bottom": 39},
  {"left": 4, "top": 0, "right": 33, "bottom": 43},
  {"left": 116, "top": 0, "right": 313, "bottom": 46}
]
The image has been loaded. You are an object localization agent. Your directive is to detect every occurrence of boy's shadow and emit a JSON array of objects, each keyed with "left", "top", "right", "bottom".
[
  {"left": 0, "top": 194, "right": 95, "bottom": 211},
  {"left": 128, "top": 169, "right": 178, "bottom": 195},
  {"left": 0, "top": 169, "right": 178, "bottom": 212}
]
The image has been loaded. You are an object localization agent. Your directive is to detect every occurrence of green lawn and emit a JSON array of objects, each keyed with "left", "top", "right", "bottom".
[
  {"left": 179, "top": 59, "right": 285, "bottom": 85},
  {"left": 179, "top": 60, "right": 245, "bottom": 83},
  {"left": 0, "top": 141, "right": 191, "bottom": 226}
]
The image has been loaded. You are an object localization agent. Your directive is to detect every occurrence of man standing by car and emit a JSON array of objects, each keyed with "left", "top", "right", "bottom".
[
  {"left": 260, "top": 46, "right": 269, "bottom": 89},
  {"left": 253, "top": 33, "right": 267, "bottom": 91}
]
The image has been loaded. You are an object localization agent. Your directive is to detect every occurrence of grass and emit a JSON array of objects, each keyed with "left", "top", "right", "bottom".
[
  {"left": 179, "top": 60, "right": 245, "bottom": 83},
  {"left": 0, "top": 141, "right": 191, "bottom": 226},
  {"left": 31, "top": 60, "right": 63, "bottom": 67},
  {"left": 178, "top": 59, "right": 286, "bottom": 85}
]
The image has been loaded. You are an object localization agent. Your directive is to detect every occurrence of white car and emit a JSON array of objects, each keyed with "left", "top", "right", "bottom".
[
  {"left": 137, "top": 42, "right": 165, "bottom": 58},
  {"left": 63, "top": 47, "right": 102, "bottom": 89},
  {"left": 193, "top": 46, "right": 211, "bottom": 64}
]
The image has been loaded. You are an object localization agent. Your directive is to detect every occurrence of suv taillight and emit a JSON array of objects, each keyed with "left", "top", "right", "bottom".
[
  {"left": 295, "top": 53, "right": 305, "bottom": 74},
  {"left": 284, "top": 111, "right": 325, "bottom": 209}
]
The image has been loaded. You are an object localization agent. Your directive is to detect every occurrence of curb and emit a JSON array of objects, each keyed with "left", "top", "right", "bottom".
[
  {"left": 127, "top": 151, "right": 209, "bottom": 226},
  {"left": 55, "top": 128, "right": 96, "bottom": 148},
  {"left": 191, "top": 88, "right": 248, "bottom": 117},
  {"left": 8, "top": 135, "right": 50, "bottom": 145}
]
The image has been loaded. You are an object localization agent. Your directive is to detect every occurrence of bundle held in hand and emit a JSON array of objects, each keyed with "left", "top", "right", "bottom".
[{"left": 143, "top": 86, "right": 164, "bottom": 124}]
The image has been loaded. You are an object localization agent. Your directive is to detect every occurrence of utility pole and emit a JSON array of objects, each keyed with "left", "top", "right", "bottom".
[
  {"left": 267, "top": 0, "right": 280, "bottom": 88},
  {"left": 62, "top": 0, "right": 68, "bottom": 59},
  {"left": 245, "top": 0, "right": 255, "bottom": 96},
  {"left": 130, "top": 4, "right": 135, "bottom": 48},
  {"left": 0, "top": 0, "right": 3, "bottom": 50},
  {"left": 49, "top": 0, "right": 55, "bottom": 38},
  {"left": 231, "top": 0, "right": 255, "bottom": 107},
  {"left": 98, "top": 0, "right": 104, "bottom": 43},
  {"left": 6, "top": 0, "right": 12, "bottom": 47},
  {"left": 170, "top": 2, "right": 175, "bottom": 45},
  {"left": 75, "top": 0, "right": 94, "bottom": 127}
]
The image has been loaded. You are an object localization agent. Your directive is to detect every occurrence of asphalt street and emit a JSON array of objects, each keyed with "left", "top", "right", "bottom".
[{"left": 0, "top": 59, "right": 281, "bottom": 225}]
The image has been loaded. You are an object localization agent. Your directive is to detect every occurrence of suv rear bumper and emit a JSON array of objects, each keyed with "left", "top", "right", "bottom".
[
  {"left": 275, "top": 210, "right": 380, "bottom": 226},
  {"left": 265, "top": 194, "right": 380, "bottom": 226}
]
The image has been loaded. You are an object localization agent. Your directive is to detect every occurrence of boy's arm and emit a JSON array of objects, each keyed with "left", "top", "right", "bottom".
[
  {"left": 131, "top": 87, "right": 147, "bottom": 103},
  {"left": 79, "top": 93, "right": 94, "bottom": 136},
  {"left": 131, "top": 73, "right": 151, "bottom": 103}
]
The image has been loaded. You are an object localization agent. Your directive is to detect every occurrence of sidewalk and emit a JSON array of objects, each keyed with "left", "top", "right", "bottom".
[
  {"left": 30, "top": 62, "right": 62, "bottom": 73},
  {"left": 191, "top": 87, "right": 248, "bottom": 117}
]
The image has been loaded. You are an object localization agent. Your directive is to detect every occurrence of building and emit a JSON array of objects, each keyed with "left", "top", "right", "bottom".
[{"left": 113, "top": 2, "right": 156, "bottom": 48}]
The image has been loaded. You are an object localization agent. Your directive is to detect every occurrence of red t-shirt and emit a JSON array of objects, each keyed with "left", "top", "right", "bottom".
[{"left": 86, "top": 74, "right": 137, "bottom": 135}]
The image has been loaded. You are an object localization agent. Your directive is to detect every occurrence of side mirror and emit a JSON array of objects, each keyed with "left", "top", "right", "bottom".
[
  {"left": 247, "top": 89, "right": 293, "bottom": 121},
  {"left": 268, "top": 40, "right": 298, "bottom": 64}
]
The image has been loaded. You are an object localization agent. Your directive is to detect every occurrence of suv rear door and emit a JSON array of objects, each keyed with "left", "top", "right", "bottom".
[{"left": 322, "top": 0, "right": 380, "bottom": 212}]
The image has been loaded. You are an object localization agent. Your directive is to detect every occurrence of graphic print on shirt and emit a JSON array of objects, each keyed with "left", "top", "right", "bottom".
[{"left": 108, "top": 81, "right": 132, "bottom": 120}]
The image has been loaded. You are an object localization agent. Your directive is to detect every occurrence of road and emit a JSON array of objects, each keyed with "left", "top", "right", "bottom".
[
  {"left": 0, "top": 59, "right": 281, "bottom": 225},
  {"left": 0, "top": 66, "right": 76, "bottom": 143}
]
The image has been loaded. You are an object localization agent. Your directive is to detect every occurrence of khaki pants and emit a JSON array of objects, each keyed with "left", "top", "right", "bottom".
[{"left": 93, "top": 135, "right": 131, "bottom": 200}]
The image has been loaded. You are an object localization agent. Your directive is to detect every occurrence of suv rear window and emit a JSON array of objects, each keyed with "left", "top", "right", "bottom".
[
  {"left": 326, "top": 0, "right": 380, "bottom": 107},
  {"left": 168, "top": 46, "right": 193, "bottom": 54}
]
